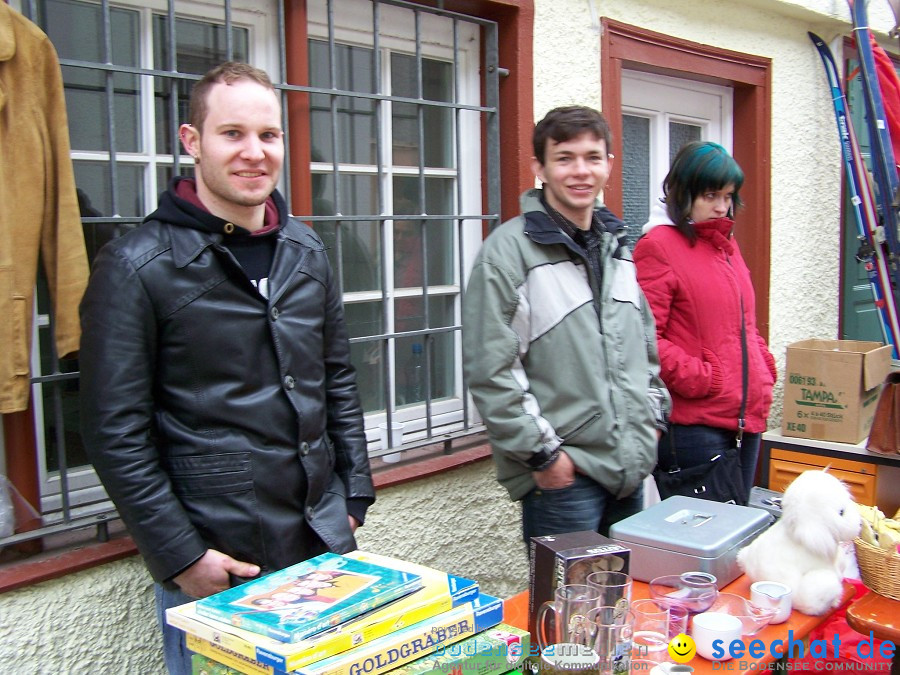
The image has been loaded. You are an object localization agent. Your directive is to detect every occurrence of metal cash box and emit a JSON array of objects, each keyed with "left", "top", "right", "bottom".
[{"left": 608, "top": 496, "right": 774, "bottom": 585}]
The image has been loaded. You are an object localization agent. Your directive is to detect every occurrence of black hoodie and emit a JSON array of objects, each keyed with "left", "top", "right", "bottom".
[{"left": 148, "top": 177, "right": 283, "bottom": 295}]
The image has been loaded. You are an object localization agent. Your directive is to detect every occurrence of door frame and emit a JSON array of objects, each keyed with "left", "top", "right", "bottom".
[{"left": 602, "top": 19, "right": 772, "bottom": 338}]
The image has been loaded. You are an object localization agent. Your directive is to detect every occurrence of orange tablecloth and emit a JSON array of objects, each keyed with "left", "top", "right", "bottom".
[{"left": 502, "top": 576, "right": 855, "bottom": 674}]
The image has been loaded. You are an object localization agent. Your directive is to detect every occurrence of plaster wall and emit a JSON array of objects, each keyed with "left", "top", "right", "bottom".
[{"left": 0, "top": 557, "right": 161, "bottom": 672}]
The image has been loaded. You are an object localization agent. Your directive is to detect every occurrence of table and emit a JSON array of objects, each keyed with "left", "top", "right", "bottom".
[
  {"left": 502, "top": 575, "right": 855, "bottom": 674},
  {"left": 759, "top": 431, "right": 900, "bottom": 515},
  {"left": 845, "top": 591, "right": 900, "bottom": 675}
]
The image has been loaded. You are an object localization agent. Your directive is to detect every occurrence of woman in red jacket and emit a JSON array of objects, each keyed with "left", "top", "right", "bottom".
[{"left": 633, "top": 141, "right": 776, "bottom": 502}]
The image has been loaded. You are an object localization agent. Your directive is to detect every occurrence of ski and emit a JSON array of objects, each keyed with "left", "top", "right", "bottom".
[
  {"left": 849, "top": 0, "right": 900, "bottom": 250},
  {"left": 810, "top": 31, "right": 900, "bottom": 356}
]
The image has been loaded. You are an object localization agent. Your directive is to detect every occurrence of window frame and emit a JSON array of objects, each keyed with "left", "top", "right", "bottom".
[
  {"left": 301, "top": 0, "right": 486, "bottom": 445},
  {"left": 25, "top": 0, "right": 278, "bottom": 519},
  {"left": 601, "top": 18, "right": 772, "bottom": 340}
]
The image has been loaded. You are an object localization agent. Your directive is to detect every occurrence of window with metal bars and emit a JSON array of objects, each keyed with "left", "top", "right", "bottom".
[{"left": 4, "top": 0, "right": 499, "bottom": 545}]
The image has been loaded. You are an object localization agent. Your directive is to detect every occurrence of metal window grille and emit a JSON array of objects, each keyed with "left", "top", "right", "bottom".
[{"left": 5, "top": 0, "right": 499, "bottom": 547}]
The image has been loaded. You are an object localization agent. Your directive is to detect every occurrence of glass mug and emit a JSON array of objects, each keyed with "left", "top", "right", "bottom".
[
  {"left": 587, "top": 604, "right": 634, "bottom": 675},
  {"left": 536, "top": 584, "right": 602, "bottom": 650}
]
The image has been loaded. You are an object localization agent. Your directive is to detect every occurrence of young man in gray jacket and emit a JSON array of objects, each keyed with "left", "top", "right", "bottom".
[{"left": 462, "top": 106, "right": 669, "bottom": 542}]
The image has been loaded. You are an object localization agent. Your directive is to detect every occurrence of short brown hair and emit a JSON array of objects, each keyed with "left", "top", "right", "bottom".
[
  {"left": 188, "top": 61, "right": 276, "bottom": 131},
  {"left": 532, "top": 106, "right": 612, "bottom": 165}
]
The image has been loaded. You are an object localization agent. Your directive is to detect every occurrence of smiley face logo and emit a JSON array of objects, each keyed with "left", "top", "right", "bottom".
[{"left": 668, "top": 633, "right": 696, "bottom": 663}]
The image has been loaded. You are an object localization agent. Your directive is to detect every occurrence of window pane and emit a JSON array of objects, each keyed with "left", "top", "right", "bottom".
[
  {"left": 346, "top": 305, "right": 384, "bottom": 415},
  {"left": 669, "top": 122, "right": 702, "bottom": 162},
  {"left": 391, "top": 54, "right": 453, "bottom": 168},
  {"left": 33, "top": 278, "right": 86, "bottom": 474},
  {"left": 622, "top": 114, "right": 651, "bottom": 247},
  {"left": 73, "top": 160, "right": 145, "bottom": 218},
  {"left": 40, "top": 363, "right": 85, "bottom": 474},
  {"left": 395, "top": 298, "right": 455, "bottom": 406},
  {"left": 154, "top": 15, "right": 249, "bottom": 155},
  {"left": 394, "top": 177, "right": 454, "bottom": 286},
  {"left": 318, "top": 220, "right": 382, "bottom": 294},
  {"left": 308, "top": 40, "right": 377, "bottom": 166},
  {"left": 40, "top": 0, "right": 140, "bottom": 153},
  {"left": 313, "top": 172, "right": 378, "bottom": 216}
]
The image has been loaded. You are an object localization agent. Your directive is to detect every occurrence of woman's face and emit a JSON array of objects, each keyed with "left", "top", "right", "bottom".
[{"left": 690, "top": 183, "right": 735, "bottom": 223}]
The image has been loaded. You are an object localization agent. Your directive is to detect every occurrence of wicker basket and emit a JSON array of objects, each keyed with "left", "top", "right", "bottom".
[{"left": 854, "top": 537, "right": 900, "bottom": 601}]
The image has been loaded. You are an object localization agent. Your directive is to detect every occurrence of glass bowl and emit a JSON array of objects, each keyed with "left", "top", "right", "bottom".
[
  {"left": 707, "top": 592, "right": 777, "bottom": 636},
  {"left": 648, "top": 572, "right": 719, "bottom": 614}
]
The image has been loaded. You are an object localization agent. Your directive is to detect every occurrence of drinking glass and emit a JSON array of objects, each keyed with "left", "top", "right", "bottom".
[
  {"left": 586, "top": 571, "right": 632, "bottom": 612},
  {"left": 630, "top": 599, "right": 675, "bottom": 666}
]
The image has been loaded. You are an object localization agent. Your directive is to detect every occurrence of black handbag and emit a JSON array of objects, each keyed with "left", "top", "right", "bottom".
[
  {"left": 652, "top": 292, "right": 750, "bottom": 506},
  {"left": 652, "top": 444, "right": 745, "bottom": 505}
]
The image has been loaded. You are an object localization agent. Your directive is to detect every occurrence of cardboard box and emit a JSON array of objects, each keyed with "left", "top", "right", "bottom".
[
  {"left": 782, "top": 339, "right": 892, "bottom": 444},
  {"left": 528, "top": 531, "right": 630, "bottom": 638}
]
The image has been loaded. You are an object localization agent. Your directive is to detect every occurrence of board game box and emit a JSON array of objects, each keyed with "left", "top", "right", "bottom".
[
  {"left": 192, "top": 652, "right": 244, "bottom": 675},
  {"left": 195, "top": 552, "right": 423, "bottom": 643},
  {"left": 296, "top": 593, "right": 504, "bottom": 675},
  {"left": 390, "top": 623, "right": 529, "bottom": 675}
]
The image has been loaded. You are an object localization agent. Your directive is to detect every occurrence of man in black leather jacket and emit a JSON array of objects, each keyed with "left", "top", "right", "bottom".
[{"left": 79, "top": 62, "right": 374, "bottom": 674}]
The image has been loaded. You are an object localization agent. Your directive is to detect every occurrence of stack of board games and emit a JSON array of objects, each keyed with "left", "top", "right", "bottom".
[
  {"left": 189, "top": 623, "right": 529, "bottom": 675},
  {"left": 170, "top": 551, "right": 507, "bottom": 675}
]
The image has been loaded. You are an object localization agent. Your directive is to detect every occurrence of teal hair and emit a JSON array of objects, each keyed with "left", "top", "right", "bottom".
[{"left": 663, "top": 141, "right": 744, "bottom": 242}]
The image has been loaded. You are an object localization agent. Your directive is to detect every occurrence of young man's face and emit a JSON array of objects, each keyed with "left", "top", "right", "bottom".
[
  {"left": 531, "top": 131, "right": 612, "bottom": 229},
  {"left": 180, "top": 78, "right": 284, "bottom": 216}
]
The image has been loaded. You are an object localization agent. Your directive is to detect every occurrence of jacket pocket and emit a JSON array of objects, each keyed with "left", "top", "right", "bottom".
[
  {"left": 164, "top": 452, "right": 253, "bottom": 496},
  {"left": 557, "top": 413, "right": 604, "bottom": 443},
  {"left": 310, "top": 476, "right": 357, "bottom": 554},
  {"left": 608, "top": 259, "right": 641, "bottom": 308},
  {"left": 4, "top": 262, "right": 29, "bottom": 376}
]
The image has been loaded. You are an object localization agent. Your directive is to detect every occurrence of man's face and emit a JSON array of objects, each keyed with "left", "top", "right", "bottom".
[
  {"left": 531, "top": 131, "right": 612, "bottom": 229},
  {"left": 181, "top": 79, "right": 284, "bottom": 215}
]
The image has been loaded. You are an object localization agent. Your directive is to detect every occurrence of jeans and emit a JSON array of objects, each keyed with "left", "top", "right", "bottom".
[
  {"left": 155, "top": 583, "right": 196, "bottom": 675},
  {"left": 657, "top": 424, "right": 760, "bottom": 502},
  {"left": 521, "top": 472, "right": 643, "bottom": 543}
]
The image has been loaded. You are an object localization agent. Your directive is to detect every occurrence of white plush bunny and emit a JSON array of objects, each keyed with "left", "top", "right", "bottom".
[{"left": 737, "top": 470, "right": 861, "bottom": 615}]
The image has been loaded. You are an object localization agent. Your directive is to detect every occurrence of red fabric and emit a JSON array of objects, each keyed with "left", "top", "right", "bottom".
[
  {"left": 633, "top": 220, "right": 777, "bottom": 432},
  {"left": 871, "top": 34, "right": 900, "bottom": 176},
  {"left": 788, "top": 579, "right": 894, "bottom": 669}
]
